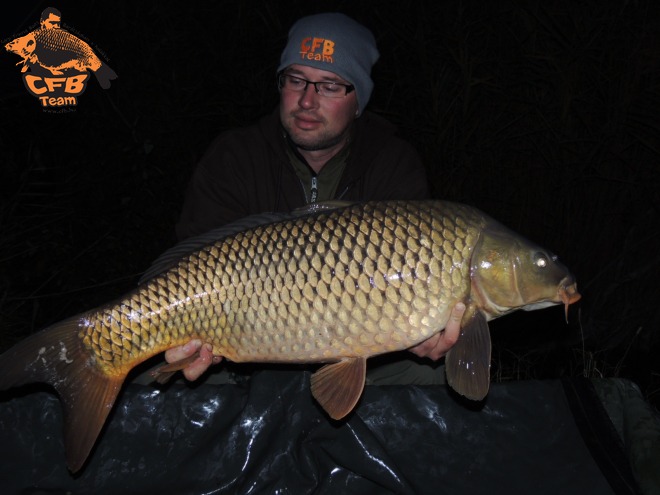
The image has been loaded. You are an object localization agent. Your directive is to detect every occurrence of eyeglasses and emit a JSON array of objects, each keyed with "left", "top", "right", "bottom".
[{"left": 277, "top": 72, "right": 355, "bottom": 98}]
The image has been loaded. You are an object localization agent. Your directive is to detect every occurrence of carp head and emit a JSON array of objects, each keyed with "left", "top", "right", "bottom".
[
  {"left": 469, "top": 222, "right": 581, "bottom": 320},
  {"left": 445, "top": 217, "right": 581, "bottom": 402}
]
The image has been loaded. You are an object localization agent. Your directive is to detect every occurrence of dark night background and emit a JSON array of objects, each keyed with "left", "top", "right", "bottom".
[{"left": 0, "top": 0, "right": 658, "bottom": 411}]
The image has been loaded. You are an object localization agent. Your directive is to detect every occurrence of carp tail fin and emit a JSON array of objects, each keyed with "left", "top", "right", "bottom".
[{"left": 0, "top": 317, "right": 124, "bottom": 472}]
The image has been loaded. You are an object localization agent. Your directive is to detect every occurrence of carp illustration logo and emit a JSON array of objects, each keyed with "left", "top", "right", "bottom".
[{"left": 5, "top": 7, "right": 117, "bottom": 110}]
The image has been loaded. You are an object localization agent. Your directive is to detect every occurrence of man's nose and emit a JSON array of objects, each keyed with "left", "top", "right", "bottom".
[{"left": 298, "top": 84, "right": 319, "bottom": 109}]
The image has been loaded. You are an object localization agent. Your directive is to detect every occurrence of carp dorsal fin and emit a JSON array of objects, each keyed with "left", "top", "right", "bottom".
[
  {"left": 445, "top": 311, "right": 492, "bottom": 401},
  {"left": 138, "top": 212, "right": 294, "bottom": 284},
  {"left": 138, "top": 202, "right": 357, "bottom": 285},
  {"left": 310, "top": 357, "right": 367, "bottom": 420},
  {"left": 291, "top": 200, "right": 355, "bottom": 216}
]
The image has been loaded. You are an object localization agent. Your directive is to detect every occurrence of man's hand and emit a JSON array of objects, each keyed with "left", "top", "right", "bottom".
[
  {"left": 165, "top": 302, "right": 466, "bottom": 381},
  {"left": 408, "top": 302, "right": 465, "bottom": 360},
  {"left": 164, "top": 340, "right": 223, "bottom": 381}
]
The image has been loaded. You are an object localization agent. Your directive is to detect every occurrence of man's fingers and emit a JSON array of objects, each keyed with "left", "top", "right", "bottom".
[
  {"left": 179, "top": 343, "right": 223, "bottom": 381},
  {"left": 198, "top": 343, "right": 220, "bottom": 363},
  {"left": 407, "top": 302, "right": 466, "bottom": 360},
  {"left": 443, "top": 302, "right": 465, "bottom": 347},
  {"left": 182, "top": 358, "right": 211, "bottom": 381},
  {"left": 449, "top": 302, "right": 466, "bottom": 322},
  {"left": 408, "top": 334, "right": 442, "bottom": 359},
  {"left": 164, "top": 339, "right": 202, "bottom": 363}
]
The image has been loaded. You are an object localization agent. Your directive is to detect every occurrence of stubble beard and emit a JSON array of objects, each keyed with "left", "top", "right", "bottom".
[
  {"left": 284, "top": 118, "right": 350, "bottom": 152},
  {"left": 289, "top": 131, "right": 346, "bottom": 151}
]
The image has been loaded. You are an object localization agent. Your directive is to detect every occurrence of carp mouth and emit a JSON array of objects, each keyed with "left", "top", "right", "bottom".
[
  {"left": 558, "top": 276, "right": 581, "bottom": 320},
  {"left": 518, "top": 276, "right": 581, "bottom": 316}
]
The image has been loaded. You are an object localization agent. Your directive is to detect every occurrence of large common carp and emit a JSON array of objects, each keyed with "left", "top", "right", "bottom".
[
  {"left": 0, "top": 200, "right": 580, "bottom": 472},
  {"left": 5, "top": 27, "right": 117, "bottom": 89}
]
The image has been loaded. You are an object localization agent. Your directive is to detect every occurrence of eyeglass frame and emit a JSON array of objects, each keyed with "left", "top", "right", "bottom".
[{"left": 277, "top": 71, "right": 355, "bottom": 98}]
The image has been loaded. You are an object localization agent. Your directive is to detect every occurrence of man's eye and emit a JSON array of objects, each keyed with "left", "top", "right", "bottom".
[
  {"left": 287, "top": 76, "right": 305, "bottom": 86},
  {"left": 320, "top": 83, "right": 342, "bottom": 93}
]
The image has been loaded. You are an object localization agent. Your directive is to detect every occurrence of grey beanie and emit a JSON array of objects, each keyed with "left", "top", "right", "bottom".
[{"left": 277, "top": 13, "right": 380, "bottom": 116}]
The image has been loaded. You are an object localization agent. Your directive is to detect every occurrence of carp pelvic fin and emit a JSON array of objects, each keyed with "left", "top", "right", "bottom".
[
  {"left": 0, "top": 316, "right": 124, "bottom": 472},
  {"left": 310, "top": 357, "right": 367, "bottom": 420},
  {"left": 445, "top": 312, "right": 492, "bottom": 401}
]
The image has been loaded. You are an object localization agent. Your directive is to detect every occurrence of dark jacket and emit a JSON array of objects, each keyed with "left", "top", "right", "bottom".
[{"left": 175, "top": 108, "right": 429, "bottom": 240}]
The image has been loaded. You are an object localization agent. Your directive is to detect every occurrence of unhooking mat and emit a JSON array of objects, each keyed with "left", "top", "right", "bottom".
[{"left": 0, "top": 372, "right": 658, "bottom": 495}]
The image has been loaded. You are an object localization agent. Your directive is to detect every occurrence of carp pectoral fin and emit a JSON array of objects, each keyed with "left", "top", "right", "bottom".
[
  {"left": 149, "top": 353, "right": 200, "bottom": 384},
  {"left": 310, "top": 357, "right": 367, "bottom": 420},
  {"left": 0, "top": 316, "right": 125, "bottom": 472},
  {"left": 445, "top": 312, "right": 492, "bottom": 401}
]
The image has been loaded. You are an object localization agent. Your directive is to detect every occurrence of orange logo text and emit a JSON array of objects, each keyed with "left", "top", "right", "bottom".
[{"left": 299, "top": 37, "right": 335, "bottom": 63}]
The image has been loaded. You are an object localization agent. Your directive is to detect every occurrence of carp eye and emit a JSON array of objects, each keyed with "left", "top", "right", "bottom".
[{"left": 534, "top": 253, "right": 548, "bottom": 268}]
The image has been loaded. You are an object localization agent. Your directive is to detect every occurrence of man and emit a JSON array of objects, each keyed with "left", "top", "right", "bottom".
[
  {"left": 162, "top": 13, "right": 465, "bottom": 383},
  {"left": 40, "top": 7, "right": 62, "bottom": 29}
]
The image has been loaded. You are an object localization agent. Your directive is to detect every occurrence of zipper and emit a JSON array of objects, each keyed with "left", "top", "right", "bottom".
[
  {"left": 310, "top": 176, "right": 318, "bottom": 203},
  {"left": 299, "top": 175, "right": 353, "bottom": 204}
]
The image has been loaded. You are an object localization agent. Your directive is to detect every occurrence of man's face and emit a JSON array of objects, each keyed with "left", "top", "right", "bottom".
[
  {"left": 41, "top": 14, "right": 61, "bottom": 29},
  {"left": 279, "top": 64, "right": 359, "bottom": 152}
]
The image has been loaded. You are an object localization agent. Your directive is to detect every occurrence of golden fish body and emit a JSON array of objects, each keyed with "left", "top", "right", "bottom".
[
  {"left": 85, "top": 200, "right": 479, "bottom": 373},
  {"left": 0, "top": 200, "right": 581, "bottom": 472},
  {"left": 5, "top": 28, "right": 117, "bottom": 87},
  {"left": 6, "top": 28, "right": 101, "bottom": 72},
  {"left": 34, "top": 28, "right": 103, "bottom": 72}
]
